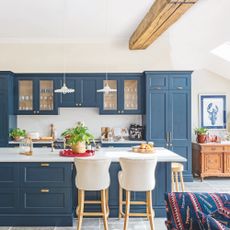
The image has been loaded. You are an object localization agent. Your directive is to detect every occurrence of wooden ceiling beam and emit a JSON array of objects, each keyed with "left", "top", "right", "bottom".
[{"left": 129, "top": 0, "right": 198, "bottom": 50}]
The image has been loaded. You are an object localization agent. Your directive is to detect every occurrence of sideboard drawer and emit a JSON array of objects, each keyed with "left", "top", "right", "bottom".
[
  {"left": 224, "top": 146, "right": 230, "bottom": 152},
  {"left": 0, "top": 187, "right": 19, "bottom": 213},
  {"left": 0, "top": 163, "right": 19, "bottom": 187},
  {"left": 201, "top": 146, "right": 223, "bottom": 152},
  {"left": 20, "top": 187, "right": 72, "bottom": 214},
  {"left": 20, "top": 163, "right": 72, "bottom": 187}
]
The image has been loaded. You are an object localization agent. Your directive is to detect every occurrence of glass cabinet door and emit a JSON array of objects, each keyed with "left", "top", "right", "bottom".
[
  {"left": 39, "top": 80, "right": 54, "bottom": 111},
  {"left": 103, "top": 80, "right": 117, "bottom": 110},
  {"left": 18, "top": 80, "right": 33, "bottom": 111},
  {"left": 124, "top": 80, "right": 138, "bottom": 110}
]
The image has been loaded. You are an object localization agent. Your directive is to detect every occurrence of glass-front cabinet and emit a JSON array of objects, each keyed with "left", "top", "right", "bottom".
[
  {"left": 99, "top": 74, "right": 143, "bottom": 114},
  {"left": 16, "top": 77, "right": 58, "bottom": 115}
]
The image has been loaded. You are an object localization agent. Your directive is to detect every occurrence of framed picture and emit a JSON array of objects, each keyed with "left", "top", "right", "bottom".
[{"left": 199, "top": 94, "right": 227, "bottom": 129}]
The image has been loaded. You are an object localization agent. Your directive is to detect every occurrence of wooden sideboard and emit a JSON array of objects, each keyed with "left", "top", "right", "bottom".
[{"left": 192, "top": 143, "right": 230, "bottom": 181}]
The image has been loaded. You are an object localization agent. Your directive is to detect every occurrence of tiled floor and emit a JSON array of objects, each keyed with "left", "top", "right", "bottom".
[{"left": 1, "top": 178, "right": 229, "bottom": 230}]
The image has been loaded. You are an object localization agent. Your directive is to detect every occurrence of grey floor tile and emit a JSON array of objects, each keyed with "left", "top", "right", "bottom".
[
  {"left": 11, "top": 228, "right": 54, "bottom": 230},
  {"left": 0, "top": 228, "right": 10, "bottom": 230}
]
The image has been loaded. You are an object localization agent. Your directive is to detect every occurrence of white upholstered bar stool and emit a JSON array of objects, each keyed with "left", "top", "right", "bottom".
[
  {"left": 74, "top": 158, "right": 111, "bottom": 230},
  {"left": 171, "top": 163, "right": 185, "bottom": 192},
  {"left": 118, "top": 157, "right": 157, "bottom": 230}
]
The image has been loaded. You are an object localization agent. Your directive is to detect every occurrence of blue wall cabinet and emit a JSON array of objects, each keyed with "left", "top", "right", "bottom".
[
  {"left": 15, "top": 75, "right": 58, "bottom": 115},
  {"left": 0, "top": 72, "right": 17, "bottom": 147},
  {"left": 146, "top": 71, "right": 193, "bottom": 182},
  {"left": 0, "top": 162, "right": 73, "bottom": 226},
  {"left": 98, "top": 73, "right": 143, "bottom": 114},
  {"left": 58, "top": 74, "right": 102, "bottom": 107}
]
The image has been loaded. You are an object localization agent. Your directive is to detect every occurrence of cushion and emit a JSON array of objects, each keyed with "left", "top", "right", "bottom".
[
  {"left": 197, "top": 211, "right": 229, "bottom": 230},
  {"left": 211, "top": 207, "right": 230, "bottom": 227}
]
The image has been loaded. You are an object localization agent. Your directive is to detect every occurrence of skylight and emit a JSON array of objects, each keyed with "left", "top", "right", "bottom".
[{"left": 211, "top": 42, "right": 230, "bottom": 62}]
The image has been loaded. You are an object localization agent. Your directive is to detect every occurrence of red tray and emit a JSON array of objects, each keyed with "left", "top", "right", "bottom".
[{"left": 59, "top": 149, "right": 95, "bottom": 157}]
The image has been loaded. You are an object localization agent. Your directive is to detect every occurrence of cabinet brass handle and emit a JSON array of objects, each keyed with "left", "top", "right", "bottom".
[
  {"left": 41, "top": 163, "right": 50, "bottom": 167},
  {"left": 40, "top": 189, "right": 49, "bottom": 193}
]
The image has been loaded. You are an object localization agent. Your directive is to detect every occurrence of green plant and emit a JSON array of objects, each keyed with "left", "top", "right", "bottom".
[
  {"left": 9, "top": 128, "right": 26, "bottom": 139},
  {"left": 194, "top": 127, "right": 208, "bottom": 135},
  {"left": 61, "top": 122, "right": 94, "bottom": 145}
]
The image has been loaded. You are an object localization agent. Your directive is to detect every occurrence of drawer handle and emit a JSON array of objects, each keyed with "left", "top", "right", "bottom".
[
  {"left": 177, "top": 86, "right": 183, "bottom": 90},
  {"left": 41, "top": 163, "right": 50, "bottom": 167},
  {"left": 154, "top": 87, "right": 161, "bottom": 90},
  {"left": 211, "top": 147, "right": 216, "bottom": 151},
  {"left": 40, "top": 189, "right": 49, "bottom": 193}
]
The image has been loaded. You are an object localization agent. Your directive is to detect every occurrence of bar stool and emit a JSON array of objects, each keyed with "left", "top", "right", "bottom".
[
  {"left": 74, "top": 158, "right": 111, "bottom": 230},
  {"left": 171, "top": 163, "right": 185, "bottom": 192},
  {"left": 118, "top": 157, "right": 157, "bottom": 230}
]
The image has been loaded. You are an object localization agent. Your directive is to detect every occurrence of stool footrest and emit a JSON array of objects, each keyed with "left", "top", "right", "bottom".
[
  {"left": 82, "top": 212, "right": 104, "bottom": 217},
  {"left": 122, "top": 201, "right": 146, "bottom": 205},
  {"left": 84, "top": 200, "right": 102, "bottom": 204}
]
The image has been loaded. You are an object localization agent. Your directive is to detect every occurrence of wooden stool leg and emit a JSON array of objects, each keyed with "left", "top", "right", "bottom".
[
  {"left": 124, "top": 190, "right": 130, "bottom": 230},
  {"left": 77, "top": 190, "right": 85, "bottom": 230},
  {"left": 119, "top": 186, "right": 123, "bottom": 219},
  {"left": 101, "top": 190, "right": 108, "bottom": 230},
  {"left": 105, "top": 189, "right": 109, "bottom": 218},
  {"left": 175, "top": 172, "right": 179, "bottom": 192},
  {"left": 147, "top": 191, "right": 155, "bottom": 230},
  {"left": 179, "top": 171, "right": 185, "bottom": 192},
  {"left": 146, "top": 192, "right": 149, "bottom": 220},
  {"left": 171, "top": 172, "right": 175, "bottom": 192}
]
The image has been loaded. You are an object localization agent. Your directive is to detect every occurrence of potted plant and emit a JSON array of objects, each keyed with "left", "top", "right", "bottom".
[
  {"left": 61, "top": 122, "right": 94, "bottom": 153},
  {"left": 194, "top": 127, "right": 208, "bottom": 143},
  {"left": 9, "top": 128, "right": 27, "bottom": 141}
]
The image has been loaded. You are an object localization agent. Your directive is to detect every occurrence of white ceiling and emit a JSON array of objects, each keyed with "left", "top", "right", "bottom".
[{"left": 0, "top": 0, "right": 153, "bottom": 42}]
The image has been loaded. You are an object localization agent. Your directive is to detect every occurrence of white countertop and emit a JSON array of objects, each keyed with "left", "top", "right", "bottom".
[
  {"left": 101, "top": 140, "right": 147, "bottom": 144},
  {"left": 0, "top": 147, "right": 186, "bottom": 163}
]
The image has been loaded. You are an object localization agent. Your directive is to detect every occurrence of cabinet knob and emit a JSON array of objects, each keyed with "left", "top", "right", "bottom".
[
  {"left": 118, "top": 111, "right": 121, "bottom": 113},
  {"left": 40, "top": 189, "right": 49, "bottom": 193},
  {"left": 76, "top": 104, "right": 78, "bottom": 106},
  {"left": 121, "top": 111, "right": 124, "bottom": 113},
  {"left": 37, "top": 111, "right": 39, "bottom": 114},
  {"left": 166, "top": 143, "right": 169, "bottom": 147},
  {"left": 79, "top": 103, "right": 82, "bottom": 106},
  {"left": 170, "top": 143, "right": 173, "bottom": 147},
  {"left": 33, "top": 111, "right": 36, "bottom": 114}
]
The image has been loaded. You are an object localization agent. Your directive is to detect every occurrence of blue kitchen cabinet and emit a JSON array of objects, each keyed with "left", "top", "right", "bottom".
[
  {"left": 98, "top": 73, "right": 144, "bottom": 114},
  {"left": 59, "top": 74, "right": 102, "bottom": 107},
  {"left": 15, "top": 74, "right": 59, "bottom": 115},
  {"left": 0, "top": 162, "right": 73, "bottom": 226},
  {"left": 145, "top": 71, "right": 193, "bottom": 182},
  {"left": 0, "top": 72, "right": 17, "bottom": 147}
]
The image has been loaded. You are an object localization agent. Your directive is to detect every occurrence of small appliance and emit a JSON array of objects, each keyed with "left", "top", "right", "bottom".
[{"left": 129, "top": 124, "right": 144, "bottom": 140}]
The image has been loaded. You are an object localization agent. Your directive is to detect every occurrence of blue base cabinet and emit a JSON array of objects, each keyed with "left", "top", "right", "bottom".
[
  {"left": 0, "top": 162, "right": 73, "bottom": 226},
  {"left": 145, "top": 71, "right": 193, "bottom": 182}
]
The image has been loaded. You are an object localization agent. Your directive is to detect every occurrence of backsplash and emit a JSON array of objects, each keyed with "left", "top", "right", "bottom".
[{"left": 17, "top": 108, "right": 142, "bottom": 139}]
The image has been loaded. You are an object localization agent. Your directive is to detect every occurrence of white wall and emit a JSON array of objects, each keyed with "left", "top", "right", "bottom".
[{"left": 17, "top": 108, "right": 142, "bottom": 139}]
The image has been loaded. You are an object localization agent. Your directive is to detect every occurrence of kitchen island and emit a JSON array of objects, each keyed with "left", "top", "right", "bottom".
[{"left": 0, "top": 147, "right": 185, "bottom": 226}]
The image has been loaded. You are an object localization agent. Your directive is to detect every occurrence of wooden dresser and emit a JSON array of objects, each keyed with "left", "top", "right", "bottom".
[{"left": 192, "top": 143, "right": 230, "bottom": 181}]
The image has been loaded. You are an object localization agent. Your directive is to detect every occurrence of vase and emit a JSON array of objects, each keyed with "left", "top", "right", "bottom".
[
  {"left": 72, "top": 142, "right": 86, "bottom": 154},
  {"left": 197, "top": 134, "right": 206, "bottom": 143}
]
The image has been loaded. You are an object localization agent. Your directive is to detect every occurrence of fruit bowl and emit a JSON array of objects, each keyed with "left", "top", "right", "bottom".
[{"left": 132, "top": 143, "right": 154, "bottom": 154}]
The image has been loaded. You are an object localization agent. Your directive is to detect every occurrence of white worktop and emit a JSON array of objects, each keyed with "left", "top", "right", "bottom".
[{"left": 0, "top": 147, "right": 186, "bottom": 163}]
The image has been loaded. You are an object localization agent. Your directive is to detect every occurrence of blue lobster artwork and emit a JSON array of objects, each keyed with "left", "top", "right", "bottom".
[{"left": 207, "top": 103, "right": 219, "bottom": 125}]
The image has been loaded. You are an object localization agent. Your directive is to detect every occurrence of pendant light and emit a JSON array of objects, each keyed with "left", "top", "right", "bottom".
[
  {"left": 97, "top": 73, "right": 117, "bottom": 94},
  {"left": 55, "top": 73, "right": 75, "bottom": 94},
  {"left": 54, "top": 0, "right": 75, "bottom": 95},
  {"left": 96, "top": 0, "right": 117, "bottom": 95}
]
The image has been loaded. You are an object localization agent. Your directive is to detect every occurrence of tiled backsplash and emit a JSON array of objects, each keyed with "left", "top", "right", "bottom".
[{"left": 17, "top": 108, "right": 142, "bottom": 139}]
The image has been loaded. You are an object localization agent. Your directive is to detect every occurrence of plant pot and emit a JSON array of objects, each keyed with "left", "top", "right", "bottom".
[
  {"left": 197, "top": 134, "right": 206, "bottom": 143},
  {"left": 14, "top": 136, "right": 22, "bottom": 142},
  {"left": 72, "top": 142, "right": 86, "bottom": 154}
]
